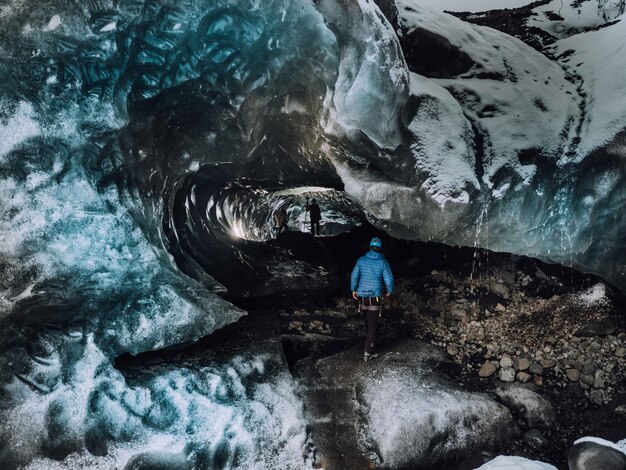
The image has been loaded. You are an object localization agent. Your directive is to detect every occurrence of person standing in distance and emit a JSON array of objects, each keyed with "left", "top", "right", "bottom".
[
  {"left": 306, "top": 198, "right": 321, "bottom": 236},
  {"left": 350, "top": 237, "right": 394, "bottom": 362}
]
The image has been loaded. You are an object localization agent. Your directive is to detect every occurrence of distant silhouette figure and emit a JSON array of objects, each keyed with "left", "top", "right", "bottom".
[
  {"left": 307, "top": 198, "right": 321, "bottom": 236},
  {"left": 274, "top": 204, "right": 289, "bottom": 234}
]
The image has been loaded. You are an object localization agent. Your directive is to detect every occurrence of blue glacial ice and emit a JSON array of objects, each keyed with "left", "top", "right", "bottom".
[{"left": 0, "top": 0, "right": 626, "bottom": 468}]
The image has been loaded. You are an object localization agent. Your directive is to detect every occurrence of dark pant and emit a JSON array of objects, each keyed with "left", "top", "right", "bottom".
[
  {"left": 310, "top": 220, "right": 320, "bottom": 236},
  {"left": 360, "top": 297, "right": 381, "bottom": 354}
]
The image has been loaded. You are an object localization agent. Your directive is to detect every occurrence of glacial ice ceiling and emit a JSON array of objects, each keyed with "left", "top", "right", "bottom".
[{"left": 0, "top": 0, "right": 625, "bottom": 468}]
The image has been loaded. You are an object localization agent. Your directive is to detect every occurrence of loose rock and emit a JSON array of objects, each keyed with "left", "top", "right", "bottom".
[
  {"left": 479, "top": 361, "right": 497, "bottom": 378},
  {"left": 523, "top": 429, "right": 548, "bottom": 451},
  {"left": 566, "top": 369, "right": 580, "bottom": 382},
  {"left": 499, "top": 367, "right": 516, "bottom": 383}
]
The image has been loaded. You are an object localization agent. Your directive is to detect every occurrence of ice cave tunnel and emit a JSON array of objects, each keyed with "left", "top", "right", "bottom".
[{"left": 1, "top": 0, "right": 626, "bottom": 469}]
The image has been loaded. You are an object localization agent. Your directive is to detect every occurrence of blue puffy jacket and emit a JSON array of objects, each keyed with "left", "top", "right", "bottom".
[{"left": 350, "top": 250, "right": 394, "bottom": 297}]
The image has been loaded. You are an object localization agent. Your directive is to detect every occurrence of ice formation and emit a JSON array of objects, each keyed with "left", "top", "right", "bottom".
[
  {"left": 1, "top": 0, "right": 626, "bottom": 467},
  {"left": 6, "top": 339, "right": 311, "bottom": 470},
  {"left": 335, "top": 0, "right": 626, "bottom": 292},
  {"left": 528, "top": 0, "right": 626, "bottom": 40}
]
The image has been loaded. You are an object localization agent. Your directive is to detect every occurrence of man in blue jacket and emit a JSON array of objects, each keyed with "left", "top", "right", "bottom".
[{"left": 351, "top": 237, "right": 394, "bottom": 362}]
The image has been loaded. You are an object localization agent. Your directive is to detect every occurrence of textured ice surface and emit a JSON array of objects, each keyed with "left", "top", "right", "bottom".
[
  {"left": 319, "top": 0, "right": 410, "bottom": 149},
  {"left": 528, "top": 0, "right": 625, "bottom": 40},
  {"left": 335, "top": 1, "right": 626, "bottom": 292},
  {"left": 551, "top": 13, "right": 626, "bottom": 156},
  {"left": 2, "top": 0, "right": 626, "bottom": 466},
  {"left": 4, "top": 339, "right": 310, "bottom": 470},
  {"left": 476, "top": 455, "right": 558, "bottom": 470}
]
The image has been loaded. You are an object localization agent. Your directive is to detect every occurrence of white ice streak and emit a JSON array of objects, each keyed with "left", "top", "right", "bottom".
[
  {"left": 551, "top": 13, "right": 626, "bottom": 156},
  {"left": 44, "top": 14, "right": 61, "bottom": 31}
]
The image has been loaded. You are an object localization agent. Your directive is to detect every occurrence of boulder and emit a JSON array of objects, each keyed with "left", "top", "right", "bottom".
[
  {"left": 566, "top": 369, "right": 580, "bottom": 382},
  {"left": 480, "top": 361, "right": 498, "bottom": 378},
  {"left": 499, "top": 367, "right": 516, "bottom": 383},
  {"left": 517, "top": 358, "right": 532, "bottom": 371},
  {"left": 575, "top": 319, "right": 616, "bottom": 337},
  {"left": 493, "top": 383, "right": 555, "bottom": 428},
  {"left": 500, "top": 355, "right": 514, "bottom": 368},
  {"left": 523, "top": 429, "right": 548, "bottom": 451},
  {"left": 297, "top": 340, "right": 516, "bottom": 469},
  {"left": 490, "top": 282, "right": 511, "bottom": 300},
  {"left": 568, "top": 438, "right": 626, "bottom": 470}
]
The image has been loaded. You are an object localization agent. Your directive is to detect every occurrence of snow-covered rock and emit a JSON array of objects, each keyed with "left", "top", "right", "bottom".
[
  {"left": 493, "top": 384, "right": 555, "bottom": 429},
  {"left": 397, "top": 0, "right": 579, "bottom": 188},
  {"left": 528, "top": 0, "right": 625, "bottom": 40},
  {"left": 568, "top": 437, "right": 626, "bottom": 470},
  {"left": 476, "top": 455, "right": 558, "bottom": 470},
  {"left": 551, "top": 13, "right": 626, "bottom": 156},
  {"left": 298, "top": 340, "right": 516, "bottom": 468},
  {"left": 414, "top": 0, "right": 539, "bottom": 12}
]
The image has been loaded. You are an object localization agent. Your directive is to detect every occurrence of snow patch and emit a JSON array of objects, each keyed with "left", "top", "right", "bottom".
[
  {"left": 551, "top": 15, "right": 626, "bottom": 156},
  {"left": 476, "top": 455, "right": 558, "bottom": 469},
  {"left": 99, "top": 21, "right": 116, "bottom": 32},
  {"left": 0, "top": 101, "right": 40, "bottom": 159},
  {"left": 408, "top": 73, "right": 479, "bottom": 207},
  {"left": 577, "top": 283, "right": 607, "bottom": 306},
  {"left": 44, "top": 14, "right": 61, "bottom": 31},
  {"left": 414, "top": 0, "right": 539, "bottom": 12},
  {"left": 528, "top": 0, "right": 625, "bottom": 40}
]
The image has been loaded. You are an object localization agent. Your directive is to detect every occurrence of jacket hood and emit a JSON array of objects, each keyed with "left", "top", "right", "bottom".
[{"left": 365, "top": 250, "right": 385, "bottom": 260}]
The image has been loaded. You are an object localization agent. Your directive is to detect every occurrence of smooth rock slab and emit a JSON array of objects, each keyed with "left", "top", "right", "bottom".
[
  {"left": 575, "top": 319, "right": 616, "bottom": 337},
  {"left": 297, "top": 340, "right": 516, "bottom": 470},
  {"left": 568, "top": 438, "right": 626, "bottom": 470},
  {"left": 476, "top": 455, "right": 557, "bottom": 469}
]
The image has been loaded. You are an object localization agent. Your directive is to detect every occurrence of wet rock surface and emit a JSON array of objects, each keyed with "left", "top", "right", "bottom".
[
  {"left": 272, "top": 229, "right": 626, "bottom": 468},
  {"left": 567, "top": 438, "right": 626, "bottom": 470},
  {"left": 295, "top": 340, "right": 515, "bottom": 470}
]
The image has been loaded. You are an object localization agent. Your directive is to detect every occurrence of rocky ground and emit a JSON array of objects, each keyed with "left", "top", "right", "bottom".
[
  {"left": 277, "top": 246, "right": 626, "bottom": 468},
  {"left": 123, "top": 228, "right": 626, "bottom": 469}
]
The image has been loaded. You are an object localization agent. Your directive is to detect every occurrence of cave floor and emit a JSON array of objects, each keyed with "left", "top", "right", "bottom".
[{"left": 276, "top": 250, "right": 626, "bottom": 469}]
